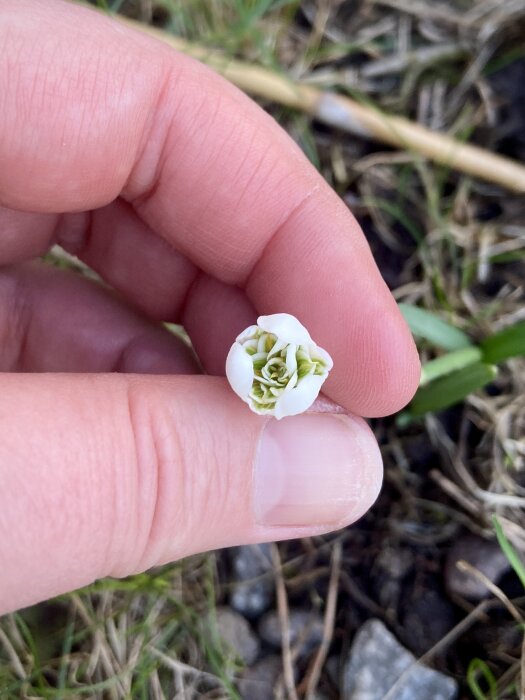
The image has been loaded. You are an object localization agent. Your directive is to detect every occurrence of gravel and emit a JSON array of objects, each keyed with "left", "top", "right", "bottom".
[{"left": 342, "top": 619, "right": 458, "bottom": 700}]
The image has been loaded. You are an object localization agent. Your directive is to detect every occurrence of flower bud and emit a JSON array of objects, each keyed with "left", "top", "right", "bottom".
[{"left": 226, "top": 313, "right": 333, "bottom": 419}]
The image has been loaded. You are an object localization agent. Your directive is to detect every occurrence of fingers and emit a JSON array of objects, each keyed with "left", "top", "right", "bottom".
[
  {"left": 0, "top": 202, "right": 259, "bottom": 374},
  {"left": 181, "top": 276, "right": 257, "bottom": 375},
  {"left": 245, "top": 192, "right": 419, "bottom": 416},
  {"left": 0, "top": 374, "right": 383, "bottom": 613},
  {"left": 0, "top": 0, "right": 162, "bottom": 211},
  {"left": 0, "top": 207, "right": 56, "bottom": 264},
  {"left": 0, "top": 0, "right": 419, "bottom": 416},
  {"left": 0, "top": 263, "right": 197, "bottom": 373},
  {"left": 56, "top": 201, "right": 198, "bottom": 321}
]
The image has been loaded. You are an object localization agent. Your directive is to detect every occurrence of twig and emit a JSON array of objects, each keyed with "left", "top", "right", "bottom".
[
  {"left": 71, "top": 593, "right": 124, "bottom": 699},
  {"left": 148, "top": 645, "right": 226, "bottom": 687},
  {"left": 456, "top": 560, "right": 524, "bottom": 625},
  {"left": 339, "top": 569, "right": 386, "bottom": 617},
  {"left": 115, "top": 15, "right": 525, "bottom": 193},
  {"left": 0, "top": 627, "right": 25, "bottom": 680},
  {"left": 271, "top": 543, "right": 299, "bottom": 700},
  {"left": 304, "top": 541, "right": 342, "bottom": 700},
  {"left": 361, "top": 43, "right": 465, "bottom": 78},
  {"left": 521, "top": 632, "right": 525, "bottom": 700},
  {"left": 430, "top": 469, "right": 480, "bottom": 515},
  {"left": 371, "top": 0, "right": 469, "bottom": 27}
]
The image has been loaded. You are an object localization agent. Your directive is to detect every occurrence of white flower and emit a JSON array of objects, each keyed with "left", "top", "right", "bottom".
[{"left": 226, "top": 313, "right": 333, "bottom": 420}]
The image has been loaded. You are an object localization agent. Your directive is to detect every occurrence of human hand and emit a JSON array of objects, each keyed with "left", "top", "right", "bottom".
[{"left": 0, "top": 0, "right": 419, "bottom": 614}]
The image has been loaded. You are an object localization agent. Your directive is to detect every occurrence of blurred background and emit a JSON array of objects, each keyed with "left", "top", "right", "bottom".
[{"left": 1, "top": 0, "right": 525, "bottom": 698}]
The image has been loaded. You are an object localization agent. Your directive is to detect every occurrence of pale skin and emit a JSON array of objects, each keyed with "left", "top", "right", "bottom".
[{"left": 0, "top": 0, "right": 420, "bottom": 614}]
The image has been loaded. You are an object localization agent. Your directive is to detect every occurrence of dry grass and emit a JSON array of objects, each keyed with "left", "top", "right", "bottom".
[{"left": 1, "top": 0, "right": 525, "bottom": 697}]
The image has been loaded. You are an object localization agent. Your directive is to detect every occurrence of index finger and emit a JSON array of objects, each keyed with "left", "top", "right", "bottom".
[{"left": 1, "top": 0, "right": 419, "bottom": 415}]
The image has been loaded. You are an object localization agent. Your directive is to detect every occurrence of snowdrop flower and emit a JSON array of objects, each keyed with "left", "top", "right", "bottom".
[{"left": 226, "top": 313, "right": 333, "bottom": 420}]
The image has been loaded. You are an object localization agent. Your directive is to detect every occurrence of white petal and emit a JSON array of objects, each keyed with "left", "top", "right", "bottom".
[
  {"left": 285, "top": 343, "right": 298, "bottom": 374},
  {"left": 284, "top": 370, "right": 298, "bottom": 391},
  {"left": 267, "top": 338, "right": 287, "bottom": 358},
  {"left": 236, "top": 325, "right": 259, "bottom": 343},
  {"left": 273, "top": 374, "right": 325, "bottom": 420},
  {"left": 251, "top": 352, "right": 268, "bottom": 364},
  {"left": 257, "top": 313, "right": 311, "bottom": 345},
  {"left": 310, "top": 345, "right": 334, "bottom": 371},
  {"left": 242, "top": 339, "right": 258, "bottom": 353},
  {"left": 226, "top": 343, "right": 254, "bottom": 400}
]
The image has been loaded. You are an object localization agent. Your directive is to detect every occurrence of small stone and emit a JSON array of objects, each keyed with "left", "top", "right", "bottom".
[
  {"left": 214, "top": 608, "right": 260, "bottom": 666},
  {"left": 373, "top": 546, "right": 414, "bottom": 612},
  {"left": 230, "top": 544, "right": 274, "bottom": 619},
  {"left": 238, "top": 655, "right": 282, "bottom": 700},
  {"left": 258, "top": 609, "right": 324, "bottom": 654},
  {"left": 445, "top": 535, "right": 510, "bottom": 601},
  {"left": 342, "top": 619, "right": 458, "bottom": 700}
]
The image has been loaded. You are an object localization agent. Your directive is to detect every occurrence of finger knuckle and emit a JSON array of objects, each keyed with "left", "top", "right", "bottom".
[{"left": 123, "top": 380, "right": 230, "bottom": 573}]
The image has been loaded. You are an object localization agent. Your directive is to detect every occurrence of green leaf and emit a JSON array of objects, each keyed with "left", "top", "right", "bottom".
[
  {"left": 408, "top": 362, "right": 497, "bottom": 416},
  {"left": 481, "top": 320, "right": 525, "bottom": 364},
  {"left": 493, "top": 515, "right": 525, "bottom": 590},
  {"left": 399, "top": 303, "right": 472, "bottom": 351},
  {"left": 420, "top": 346, "right": 483, "bottom": 385}
]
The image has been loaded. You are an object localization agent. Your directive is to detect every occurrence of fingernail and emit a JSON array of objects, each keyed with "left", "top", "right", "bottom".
[{"left": 254, "top": 413, "right": 382, "bottom": 527}]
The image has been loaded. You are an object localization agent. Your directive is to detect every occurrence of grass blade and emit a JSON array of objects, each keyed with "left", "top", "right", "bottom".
[
  {"left": 398, "top": 303, "right": 472, "bottom": 351},
  {"left": 420, "top": 346, "right": 483, "bottom": 385},
  {"left": 481, "top": 320, "right": 525, "bottom": 364},
  {"left": 466, "top": 658, "right": 498, "bottom": 700},
  {"left": 493, "top": 515, "right": 525, "bottom": 590},
  {"left": 408, "top": 362, "right": 497, "bottom": 416},
  {"left": 56, "top": 619, "right": 75, "bottom": 697}
]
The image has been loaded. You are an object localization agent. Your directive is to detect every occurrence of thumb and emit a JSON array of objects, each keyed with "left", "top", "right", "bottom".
[{"left": 0, "top": 374, "right": 382, "bottom": 613}]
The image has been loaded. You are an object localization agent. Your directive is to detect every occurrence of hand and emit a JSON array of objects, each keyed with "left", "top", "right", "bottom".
[{"left": 0, "top": 0, "right": 419, "bottom": 614}]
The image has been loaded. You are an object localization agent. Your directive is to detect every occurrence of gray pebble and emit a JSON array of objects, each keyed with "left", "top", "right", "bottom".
[
  {"left": 258, "top": 609, "right": 324, "bottom": 653},
  {"left": 230, "top": 544, "right": 274, "bottom": 619},
  {"left": 445, "top": 535, "right": 510, "bottom": 601},
  {"left": 238, "top": 654, "right": 282, "bottom": 700},
  {"left": 342, "top": 619, "right": 457, "bottom": 700},
  {"left": 214, "top": 607, "right": 260, "bottom": 666}
]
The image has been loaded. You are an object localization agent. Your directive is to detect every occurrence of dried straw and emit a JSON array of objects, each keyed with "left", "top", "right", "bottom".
[{"left": 118, "top": 16, "right": 525, "bottom": 193}]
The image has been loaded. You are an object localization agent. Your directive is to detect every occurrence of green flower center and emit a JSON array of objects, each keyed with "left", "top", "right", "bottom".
[{"left": 243, "top": 331, "right": 328, "bottom": 413}]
